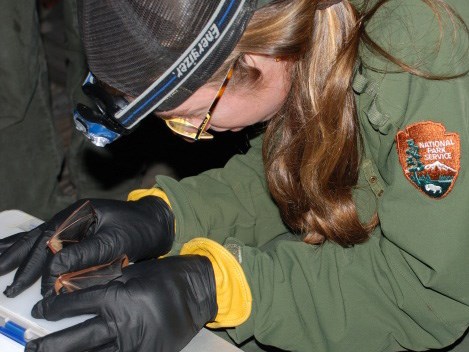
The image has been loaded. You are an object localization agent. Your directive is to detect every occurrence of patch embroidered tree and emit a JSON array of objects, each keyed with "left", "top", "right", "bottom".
[{"left": 405, "top": 139, "right": 424, "bottom": 185}]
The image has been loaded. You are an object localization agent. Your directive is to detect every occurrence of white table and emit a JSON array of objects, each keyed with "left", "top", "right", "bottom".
[{"left": 0, "top": 210, "right": 241, "bottom": 352}]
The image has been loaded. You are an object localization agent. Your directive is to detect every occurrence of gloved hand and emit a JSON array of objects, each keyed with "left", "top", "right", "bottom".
[
  {"left": 27, "top": 255, "right": 218, "bottom": 352},
  {"left": 0, "top": 196, "right": 174, "bottom": 298}
]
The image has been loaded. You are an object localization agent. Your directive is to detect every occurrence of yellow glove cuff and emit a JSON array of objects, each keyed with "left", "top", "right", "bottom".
[
  {"left": 127, "top": 189, "right": 175, "bottom": 244},
  {"left": 180, "top": 238, "right": 252, "bottom": 328},
  {"left": 127, "top": 188, "right": 171, "bottom": 209}
]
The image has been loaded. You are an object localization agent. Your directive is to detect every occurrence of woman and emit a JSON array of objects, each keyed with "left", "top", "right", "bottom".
[{"left": 0, "top": 0, "right": 468, "bottom": 351}]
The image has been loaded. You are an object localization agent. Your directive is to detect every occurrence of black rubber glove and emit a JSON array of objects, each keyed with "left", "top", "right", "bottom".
[
  {"left": 27, "top": 255, "right": 218, "bottom": 352},
  {"left": 0, "top": 196, "right": 174, "bottom": 298}
]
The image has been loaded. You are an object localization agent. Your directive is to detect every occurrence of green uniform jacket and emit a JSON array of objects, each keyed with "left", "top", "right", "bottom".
[{"left": 156, "top": 0, "right": 469, "bottom": 350}]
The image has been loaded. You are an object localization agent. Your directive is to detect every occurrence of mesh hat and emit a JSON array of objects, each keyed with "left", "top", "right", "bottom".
[{"left": 78, "top": 0, "right": 272, "bottom": 117}]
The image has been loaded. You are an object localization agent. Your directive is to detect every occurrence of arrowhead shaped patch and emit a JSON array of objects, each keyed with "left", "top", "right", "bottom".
[{"left": 396, "top": 121, "right": 460, "bottom": 199}]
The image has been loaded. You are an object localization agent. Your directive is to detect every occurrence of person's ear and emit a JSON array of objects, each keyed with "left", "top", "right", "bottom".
[
  {"left": 243, "top": 53, "right": 280, "bottom": 68},
  {"left": 242, "top": 53, "right": 291, "bottom": 81},
  {"left": 242, "top": 53, "right": 259, "bottom": 68},
  {"left": 241, "top": 53, "right": 292, "bottom": 96}
]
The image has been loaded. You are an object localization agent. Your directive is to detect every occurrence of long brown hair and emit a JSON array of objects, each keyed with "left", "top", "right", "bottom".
[{"left": 208, "top": 0, "right": 468, "bottom": 247}]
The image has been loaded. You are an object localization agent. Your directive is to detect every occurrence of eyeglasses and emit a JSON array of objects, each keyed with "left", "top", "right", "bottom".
[{"left": 164, "top": 60, "right": 235, "bottom": 141}]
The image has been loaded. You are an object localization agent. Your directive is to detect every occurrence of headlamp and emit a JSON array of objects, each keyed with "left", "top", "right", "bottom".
[
  {"left": 74, "top": 68, "right": 186, "bottom": 146},
  {"left": 73, "top": 72, "right": 130, "bottom": 147}
]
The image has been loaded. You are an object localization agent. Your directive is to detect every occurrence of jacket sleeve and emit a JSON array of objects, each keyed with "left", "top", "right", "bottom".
[
  {"left": 155, "top": 134, "right": 290, "bottom": 253},
  {"left": 227, "top": 1, "right": 469, "bottom": 351}
]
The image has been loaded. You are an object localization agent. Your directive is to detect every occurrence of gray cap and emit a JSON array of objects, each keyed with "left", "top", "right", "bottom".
[{"left": 78, "top": 0, "right": 272, "bottom": 112}]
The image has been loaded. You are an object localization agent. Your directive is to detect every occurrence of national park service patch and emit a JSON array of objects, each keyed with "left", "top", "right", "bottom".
[{"left": 396, "top": 121, "right": 460, "bottom": 199}]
